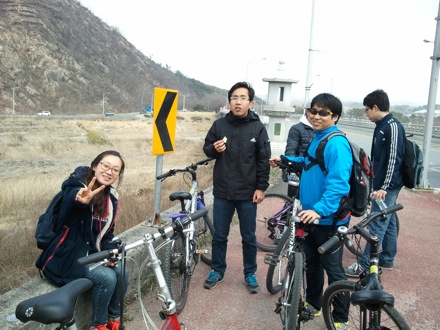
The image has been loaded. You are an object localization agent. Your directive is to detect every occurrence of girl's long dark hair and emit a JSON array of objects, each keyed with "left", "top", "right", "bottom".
[{"left": 85, "top": 150, "right": 125, "bottom": 216}]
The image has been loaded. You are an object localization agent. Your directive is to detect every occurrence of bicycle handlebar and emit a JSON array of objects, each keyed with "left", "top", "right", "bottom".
[
  {"left": 156, "top": 158, "right": 214, "bottom": 180},
  {"left": 318, "top": 203, "right": 404, "bottom": 254},
  {"left": 291, "top": 215, "right": 320, "bottom": 225},
  {"left": 273, "top": 159, "right": 302, "bottom": 177},
  {"left": 77, "top": 208, "right": 209, "bottom": 266}
]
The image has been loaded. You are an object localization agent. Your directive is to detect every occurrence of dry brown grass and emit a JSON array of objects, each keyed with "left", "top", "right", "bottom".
[{"left": 0, "top": 112, "right": 216, "bottom": 294}]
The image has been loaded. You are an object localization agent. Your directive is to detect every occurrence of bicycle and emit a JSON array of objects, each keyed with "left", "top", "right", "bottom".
[
  {"left": 257, "top": 162, "right": 396, "bottom": 259},
  {"left": 264, "top": 212, "right": 319, "bottom": 330},
  {"left": 156, "top": 157, "right": 215, "bottom": 313},
  {"left": 344, "top": 199, "right": 400, "bottom": 259},
  {"left": 14, "top": 209, "right": 208, "bottom": 330},
  {"left": 256, "top": 163, "right": 302, "bottom": 252},
  {"left": 318, "top": 203, "right": 411, "bottom": 330}
]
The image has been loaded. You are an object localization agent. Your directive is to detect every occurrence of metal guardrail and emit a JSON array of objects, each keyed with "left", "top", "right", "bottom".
[{"left": 338, "top": 118, "right": 440, "bottom": 139}]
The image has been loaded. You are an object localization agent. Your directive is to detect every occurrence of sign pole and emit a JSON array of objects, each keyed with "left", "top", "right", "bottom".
[
  {"left": 151, "top": 87, "right": 178, "bottom": 224},
  {"left": 153, "top": 155, "right": 164, "bottom": 224}
]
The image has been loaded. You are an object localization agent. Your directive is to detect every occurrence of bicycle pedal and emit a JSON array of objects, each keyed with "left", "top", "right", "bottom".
[
  {"left": 264, "top": 254, "right": 279, "bottom": 266},
  {"left": 196, "top": 249, "right": 209, "bottom": 254},
  {"left": 300, "top": 307, "right": 314, "bottom": 321}
]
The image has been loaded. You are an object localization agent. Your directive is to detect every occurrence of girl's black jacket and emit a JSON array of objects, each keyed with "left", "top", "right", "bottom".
[{"left": 36, "top": 166, "right": 119, "bottom": 286}]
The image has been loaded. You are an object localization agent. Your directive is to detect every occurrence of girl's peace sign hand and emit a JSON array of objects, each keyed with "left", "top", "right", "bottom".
[{"left": 75, "top": 177, "right": 106, "bottom": 204}]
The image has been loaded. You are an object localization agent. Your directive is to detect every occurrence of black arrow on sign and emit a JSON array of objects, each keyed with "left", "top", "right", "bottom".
[{"left": 155, "top": 91, "right": 177, "bottom": 152}]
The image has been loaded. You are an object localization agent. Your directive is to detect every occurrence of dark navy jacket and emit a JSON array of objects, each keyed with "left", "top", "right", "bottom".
[
  {"left": 371, "top": 113, "right": 405, "bottom": 191},
  {"left": 285, "top": 121, "right": 315, "bottom": 157},
  {"left": 36, "top": 166, "right": 119, "bottom": 286}
]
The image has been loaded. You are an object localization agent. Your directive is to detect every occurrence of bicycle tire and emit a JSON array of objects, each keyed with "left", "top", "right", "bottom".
[
  {"left": 344, "top": 214, "right": 400, "bottom": 259},
  {"left": 266, "top": 229, "right": 290, "bottom": 294},
  {"left": 283, "top": 252, "right": 303, "bottom": 330},
  {"left": 256, "top": 193, "right": 294, "bottom": 252},
  {"left": 200, "top": 213, "right": 214, "bottom": 266},
  {"left": 163, "top": 234, "right": 189, "bottom": 314},
  {"left": 322, "top": 280, "right": 411, "bottom": 330}
]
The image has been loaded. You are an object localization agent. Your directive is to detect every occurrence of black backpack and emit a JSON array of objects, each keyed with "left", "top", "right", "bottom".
[
  {"left": 401, "top": 137, "right": 424, "bottom": 189},
  {"left": 305, "top": 131, "right": 373, "bottom": 218},
  {"left": 35, "top": 191, "right": 65, "bottom": 250}
]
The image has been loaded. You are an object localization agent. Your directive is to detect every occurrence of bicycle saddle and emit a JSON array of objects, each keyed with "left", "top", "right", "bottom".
[
  {"left": 15, "top": 278, "right": 93, "bottom": 325},
  {"left": 169, "top": 191, "right": 192, "bottom": 201},
  {"left": 350, "top": 289, "right": 395, "bottom": 308}
]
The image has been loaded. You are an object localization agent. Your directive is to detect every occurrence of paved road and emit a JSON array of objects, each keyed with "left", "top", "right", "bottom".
[{"left": 124, "top": 183, "right": 440, "bottom": 329}]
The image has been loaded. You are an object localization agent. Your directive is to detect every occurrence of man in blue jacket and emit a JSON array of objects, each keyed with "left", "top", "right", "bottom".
[
  {"left": 203, "top": 81, "right": 271, "bottom": 294},
  {"left": 270, "top": 93, "right": 352, "bottom": 329},
  {"left": 345, "top": 89, "right": 405, "bottom": 277}
]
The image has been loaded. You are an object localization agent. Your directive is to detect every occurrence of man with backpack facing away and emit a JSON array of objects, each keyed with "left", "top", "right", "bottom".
[
  {"left": 270, "top": 93, "right": 352, "bottom": 329},
  {"left": 345, "top": 89, "right": 405, "bottom": 277}
]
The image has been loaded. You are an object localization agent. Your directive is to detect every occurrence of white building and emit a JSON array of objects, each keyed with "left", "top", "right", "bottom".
[{"left": 261, "top": 62, "right": 300, "bottom": 155}]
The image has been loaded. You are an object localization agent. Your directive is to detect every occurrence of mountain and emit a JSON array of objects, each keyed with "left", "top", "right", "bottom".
[{"left": 0, "top": 0, "right": 227, "bottom": 115}]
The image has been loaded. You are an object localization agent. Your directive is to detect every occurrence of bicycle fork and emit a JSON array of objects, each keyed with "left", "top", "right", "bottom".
[{"left": 146, "top": 241, "right": 181, "bottom": 324}]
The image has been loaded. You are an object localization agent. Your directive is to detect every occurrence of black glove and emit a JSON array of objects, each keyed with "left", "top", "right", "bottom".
[
  {"left": 280, "top": 155, "right": 304, "bottom": 176},
  {"left": 280, "top": 154, "right": 291, "bottom": 166}
]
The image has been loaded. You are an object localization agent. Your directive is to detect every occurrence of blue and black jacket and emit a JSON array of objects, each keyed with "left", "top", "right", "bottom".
[{"left": 283, "top": 126, "right": 352, "bottom": 226}]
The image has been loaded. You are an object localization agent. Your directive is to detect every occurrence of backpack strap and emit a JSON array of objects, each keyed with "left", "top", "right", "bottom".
[{"left": 304, "top": 131, "right": 346, "bottom": 174}]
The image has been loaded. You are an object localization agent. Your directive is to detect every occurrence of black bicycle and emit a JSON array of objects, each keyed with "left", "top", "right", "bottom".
[
  {"left": 264, "top": 213, "right": 319, "bottom": 330},
  {"left": 319, "top": 203, "right": 410, "bottom": 330},
  {"left": 257, "top": 161, "right": 360, "bottom": 256},
  {"left": 344, "top": 199, "right": 400, "bottom": 259}
]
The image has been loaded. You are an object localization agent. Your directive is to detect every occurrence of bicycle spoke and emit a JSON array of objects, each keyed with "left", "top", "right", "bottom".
[{"left": 256, "top": 193, "right": 294, "bottom": 252}]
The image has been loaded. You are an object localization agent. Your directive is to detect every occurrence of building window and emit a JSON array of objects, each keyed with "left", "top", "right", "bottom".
[
  {"left": 279, "top": 87, "right": 284, "bottom": 102},
  {"left": 274, "top": 123, "right": 281, "bottom": 136}
]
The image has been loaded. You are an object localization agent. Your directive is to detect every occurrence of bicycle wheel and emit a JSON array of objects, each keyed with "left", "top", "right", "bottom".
[
  {"left": 282, "top": 252, "right": 303, "bottom": 330},
  {"left": 266, "top": 229, "right": 290, "bottom": 294},
  {"left": 200, "top": 213, "right": 214, "bottom": 266},
  {"left": 344, "top": 214, "right": 400, "bottom": 259},
  {"left": 256, "top": 193, "right": 294, "bottom": 252},
  {"left": 344, "top": 233, "right": 364, "bottom": 258},
  {"left": 322, "top": 280, "right": 411, "bottom": 330},
  {"left": 163, "top": 234, "right": 189, "bottom": 313}
]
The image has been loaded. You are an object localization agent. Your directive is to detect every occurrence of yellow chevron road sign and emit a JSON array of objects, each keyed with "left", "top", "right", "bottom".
[{"left": 152, "top": 88, "right": 178, "bottom": 155}]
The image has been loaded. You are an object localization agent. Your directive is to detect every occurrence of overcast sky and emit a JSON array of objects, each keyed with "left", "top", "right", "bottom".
[{"left": 79, "top": 0, "right": 439, "bottom": 106}]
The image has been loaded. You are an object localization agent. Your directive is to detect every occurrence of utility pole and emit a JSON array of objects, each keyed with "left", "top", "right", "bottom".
[
  {"left": 421, "top": 1, "right": 440, "bottom": 189},
  {"left": 12, "top": 88, "right": 16, "bottom": 114},
  {"left": 102, "top": 92, "right": 110, "bottom": 115},
  {"left": 303, "top": 0, "right": 316, "bottom": 109}
]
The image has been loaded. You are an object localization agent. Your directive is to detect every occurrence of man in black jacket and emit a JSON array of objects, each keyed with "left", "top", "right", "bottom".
[
  {"left": 284, "top": 111, "right": 315, "bottom": 197},
  {"left": 345, "top": 89, "right": 405, "bottom": 277},
  {"left": 202, "top": 82, "right": 271, "bottom": 293}
]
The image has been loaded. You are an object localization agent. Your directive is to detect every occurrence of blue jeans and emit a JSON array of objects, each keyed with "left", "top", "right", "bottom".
[
  {"left": 84, "top": 263, "right": 129, "bottom": 326},
  {"left": 211, "top": 197, "right": 257, "bottom": 276},
  {"left": 358, "top": 188, "right": 401, "bottom": 269}
]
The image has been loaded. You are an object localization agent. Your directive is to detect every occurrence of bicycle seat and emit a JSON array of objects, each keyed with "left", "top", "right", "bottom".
[
  {"left": 350, "top": 289, "right": 395, "bottom": 308},
  {"left": 169, "top": 191, "right": 192, "bottom": 202},
  {"left": 15, "top": 278, "right": 93, "bottom": 325}
]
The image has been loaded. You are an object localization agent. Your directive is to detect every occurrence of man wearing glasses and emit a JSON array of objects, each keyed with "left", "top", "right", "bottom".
[
  {"left": 270, "top": 93, "right": 352, "bottom": 329},
  {"left": 203, "top": 81, "right": 271, "bottom": 294},
  {"left": 345, "top": 89, "right": 405, "bottom": 277}
]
